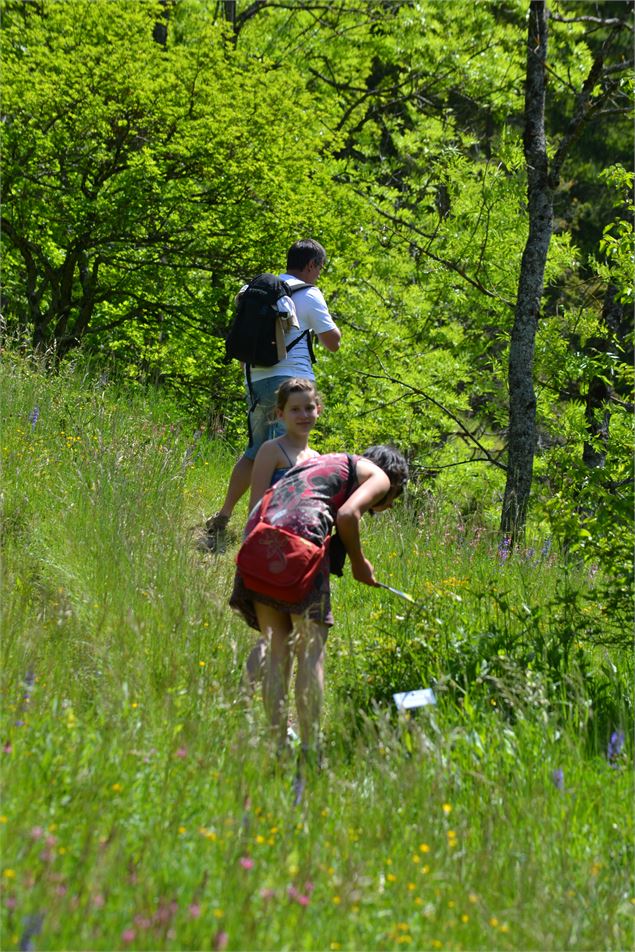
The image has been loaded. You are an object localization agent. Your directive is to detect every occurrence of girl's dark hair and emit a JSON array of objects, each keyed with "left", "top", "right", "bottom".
[
  {"left": 287, "top": 238, "right": 327, "bottom": 271},
  {"left": 275, "top": 378, "right": 321, "bottom": 410},
  {"left": 362, "top": 445, "right": 409, "bottom": 495}
]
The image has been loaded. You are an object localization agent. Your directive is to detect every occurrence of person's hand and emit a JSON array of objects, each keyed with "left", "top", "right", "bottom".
[{"left": 350, "top": 556, "right": 377, "bottom": 586}]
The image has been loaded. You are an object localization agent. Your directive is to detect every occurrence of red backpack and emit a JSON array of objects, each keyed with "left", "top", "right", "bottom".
[{"left": 236, "top": 488, "right": 329, "bottom": 604}]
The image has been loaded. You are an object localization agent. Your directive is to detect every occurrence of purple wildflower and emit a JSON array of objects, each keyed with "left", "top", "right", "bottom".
[
  {"left": 607, "top": 730, "right": 625, "bottom": 765},
  {"left": 498, "top": 536, "right": 511, "bottom": 563},
  {"left": 541, "top": 536, "right": 552, "bottom": 559},
  {"left": 551, "top": 768, "right": 565, "bottom": 790},
  {"left": 28, "top": 406, "right": 40, "bottom": 431}
]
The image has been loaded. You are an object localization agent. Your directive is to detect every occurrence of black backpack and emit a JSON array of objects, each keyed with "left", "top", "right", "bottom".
[{"left": 224, "top": 273, "right": 314, "bottom": 369}]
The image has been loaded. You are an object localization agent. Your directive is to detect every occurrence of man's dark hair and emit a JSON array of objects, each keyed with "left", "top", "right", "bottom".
[
  {"left": 287, "top": 238, "right": 327, "bottom": 272},
  {"left": 362, "top": 445, "right": 409, "bottom": 495}
]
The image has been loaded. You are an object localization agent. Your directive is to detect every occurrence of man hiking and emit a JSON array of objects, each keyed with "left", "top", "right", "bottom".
[{"left": 204, "top": 238, "right": 341, "bottom": 551}]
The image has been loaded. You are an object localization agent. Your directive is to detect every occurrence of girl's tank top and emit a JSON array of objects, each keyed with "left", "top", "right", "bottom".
[{"left": 270, "top": 442, "right": 295, "bottom": 486}]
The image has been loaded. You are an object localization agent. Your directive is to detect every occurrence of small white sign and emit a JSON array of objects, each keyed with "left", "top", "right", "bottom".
[{"left": 393, "top": 688, "right": 437, "bottom": 710}]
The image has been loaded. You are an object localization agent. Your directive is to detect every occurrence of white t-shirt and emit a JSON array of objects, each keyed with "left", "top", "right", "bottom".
[{"left": 248, "top": 273, "right": 337, "bottom": 382}]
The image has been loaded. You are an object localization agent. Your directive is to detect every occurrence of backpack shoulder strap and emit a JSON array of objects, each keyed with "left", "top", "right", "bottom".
[
  {"left": 286, "top": 327, "right": 316, "bottom": 360},
  {"left": 283, "top": 280, "right": 317, "bottom": 363},
  {"left": 257, "top": 487, "right": 275, "bottom": 522},
  {"left": 285, "top": 280, "right": 312, "bottom": 295}
]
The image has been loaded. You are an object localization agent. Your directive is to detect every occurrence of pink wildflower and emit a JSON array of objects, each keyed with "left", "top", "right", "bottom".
[
  {"left": 239, "top": 856, "right": 254, "bottom": 870},
  {"left": 121, "top": 928, "right": 136, "bottom": 943},
  {"left": 287, "top": 885, "right": 310, "bottom": 906}
]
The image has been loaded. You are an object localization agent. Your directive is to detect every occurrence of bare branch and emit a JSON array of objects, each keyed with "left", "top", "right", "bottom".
[
  {"left": 359, "top": 358, "right": 508, "bottom": 472},
  {"left": 550, "top": 27, "right": 623, "bottom": 186},
  {"left": 550, "top": 14, "right": 633, "bottom": 31},
  {"left": 421, "top": 457, "right": 504, "bottom": 472},
  {"left": 359, "top": 196, "right": 516, "bottom": 309}
]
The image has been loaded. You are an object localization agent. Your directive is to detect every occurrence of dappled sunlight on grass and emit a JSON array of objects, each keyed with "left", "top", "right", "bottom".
[{"left": 1, "top": 359, "right": 632, "bottom": 950}]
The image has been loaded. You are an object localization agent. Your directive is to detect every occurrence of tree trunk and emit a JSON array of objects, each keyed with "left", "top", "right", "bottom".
[
  {"left": 222, "top": 1, "right": 236, "bottom": 28},
  {"left": 500, "top": 1, "right": 552, "bottom": 542},
  {"left": 152, "top": 0, "right": 170, "bottom": 47}
]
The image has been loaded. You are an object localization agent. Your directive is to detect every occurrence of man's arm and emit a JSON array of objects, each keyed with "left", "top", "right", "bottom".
[{"left": 317, "top": 327, "right": 341, "bottom": 352}]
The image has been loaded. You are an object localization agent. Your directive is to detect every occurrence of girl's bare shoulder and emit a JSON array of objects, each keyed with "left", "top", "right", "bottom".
[{"left": 254, "top": 438, "right": 285, "bottom": 465}]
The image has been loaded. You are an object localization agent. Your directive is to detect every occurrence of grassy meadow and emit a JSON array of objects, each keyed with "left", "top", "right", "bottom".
[{"left": 1, "top": 357, "right": 633, "bottom": 951}]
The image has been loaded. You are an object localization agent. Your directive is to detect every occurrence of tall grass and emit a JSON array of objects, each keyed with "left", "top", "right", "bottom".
[{"left": 1, "top": 357, "right": 632, "bottom": 951}]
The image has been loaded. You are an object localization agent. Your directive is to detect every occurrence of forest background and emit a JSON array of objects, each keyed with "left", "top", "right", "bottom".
[
  {"left": 1, "top": 1, "right": 634, "bottom": 950},
  {"left": 2, "top": 0, "right": 633, "bottom": 541}
]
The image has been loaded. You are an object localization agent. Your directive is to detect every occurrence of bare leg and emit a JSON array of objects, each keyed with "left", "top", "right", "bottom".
[
  {"left": 244, "top": 637, "right": 267, "bottom": 694},
  {"left": 292, "top": 615, "right": 327, "bottom": 755},
  {"left": 255, "top": 603, "right": 293, "bottom": 750},
  {"left": 216, "top": 454, "right": 254, "bottom": 520}
]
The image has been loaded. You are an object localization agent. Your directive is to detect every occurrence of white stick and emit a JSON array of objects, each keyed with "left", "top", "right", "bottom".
[{"left": 375, "top": 581, "right": 415, "bottom": 603}]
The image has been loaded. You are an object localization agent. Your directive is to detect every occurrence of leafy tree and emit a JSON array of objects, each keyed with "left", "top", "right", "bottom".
[
  {"left": 0, "top": 0, "right": 349, "bottom": 421},
  {"left": 500, "top": 1, "right": 633, "bottom": 540},
  {"left": 2, "top": 0, "right": 631, "bottom": 514}
]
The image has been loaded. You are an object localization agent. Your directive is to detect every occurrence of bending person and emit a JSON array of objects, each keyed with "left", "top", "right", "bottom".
[{"left": 230, "top": 446, "right": 409, "bottom": 764}]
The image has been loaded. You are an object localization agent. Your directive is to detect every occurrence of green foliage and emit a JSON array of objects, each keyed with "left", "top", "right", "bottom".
[
  {"left": 595, "top": 165, "right": 635, "bottom": 305},
  {"left": 331, "top": 511, "right": 631, "bottom": 755},
  {"left": 1, "top": 360, "right": 632, "bottom": 950},
  {"left": 0, "top": 0, "right": 351, "bottom": 419},
  {"left": 1, "top": 0, "right": 633, "bottom": 542}
]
